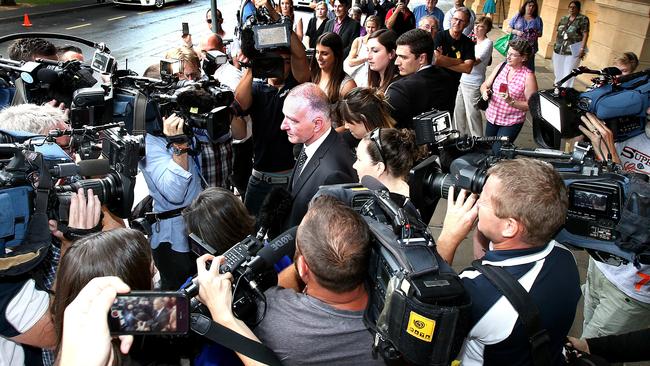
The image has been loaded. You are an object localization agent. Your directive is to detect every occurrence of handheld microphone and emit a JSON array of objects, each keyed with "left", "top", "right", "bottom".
[
  {"left": 256, "top": 186, "right": 294, "bottom": 239},
  {"left": 246, "top": 226, "right": 298, "bottom": 275}
]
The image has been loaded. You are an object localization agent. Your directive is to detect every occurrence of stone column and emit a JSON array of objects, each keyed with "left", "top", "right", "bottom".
[{"left": 585, "top": 0, "right": 650, "bottom": 71}]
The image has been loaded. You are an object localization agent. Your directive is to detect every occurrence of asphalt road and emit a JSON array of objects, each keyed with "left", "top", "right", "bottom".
[{"left": 1, "top": 0, "right": 246, "bottom": 74}]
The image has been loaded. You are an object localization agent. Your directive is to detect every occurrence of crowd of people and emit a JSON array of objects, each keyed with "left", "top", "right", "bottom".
[{"left": 0, "top": 0, "right": 648, "bottom": 365}]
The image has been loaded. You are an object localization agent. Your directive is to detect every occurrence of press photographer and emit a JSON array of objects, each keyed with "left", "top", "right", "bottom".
[
  {"left": 436, "top": 158, "right": 581, "bottom": 365},
  {"left": 233, "top": 0, "right": 310, "bottom": 215}
]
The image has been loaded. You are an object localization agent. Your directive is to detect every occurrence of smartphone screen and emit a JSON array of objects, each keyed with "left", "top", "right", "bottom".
[
  {"left": 182, "top": 22, "right": 190, "bottom": 36},
  {"left": 498, "top": 83, "right": 508, "bottom": 93},
  {"left": 108, "top": 291, "right": 189, "bottom": 335}
]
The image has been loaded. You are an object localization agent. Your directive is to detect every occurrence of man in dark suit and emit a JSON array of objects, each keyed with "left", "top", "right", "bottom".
[
  {"left": 386, "top": 29, "right": 455, "bottom": 129},
  {"left": 147, "top": 298, "right": 170, "bottom": 332},
  {"left": 281, "top": 83, "right": 357, "bottom": 228},
  {"left": 324, "top": 0, "right": 361, "bottom": 56}
]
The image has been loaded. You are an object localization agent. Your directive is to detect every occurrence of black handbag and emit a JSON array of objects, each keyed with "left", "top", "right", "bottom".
[{"left": 475, "top": 62, "right": 507, "bottom": 111}]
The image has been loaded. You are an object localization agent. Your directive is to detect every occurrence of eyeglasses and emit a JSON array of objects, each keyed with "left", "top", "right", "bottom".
[
  {"left": 451, "top": 17, "right": 466, "bottom": 24},
  {"left": 368, "top": 128, "right": 385, "bottom": 163}
]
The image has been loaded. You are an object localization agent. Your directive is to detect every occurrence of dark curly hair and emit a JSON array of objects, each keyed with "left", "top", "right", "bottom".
[{"left": 362, "top": 128, "right": 426, "bottom": 179}]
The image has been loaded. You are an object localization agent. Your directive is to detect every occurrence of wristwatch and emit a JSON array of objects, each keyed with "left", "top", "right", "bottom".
[{"left": 172, "top": 146, "right": 191, "bottom": 156}]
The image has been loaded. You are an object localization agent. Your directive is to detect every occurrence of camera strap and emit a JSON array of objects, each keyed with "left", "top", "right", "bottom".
[
  {"left": 471, "top": 260, "right": 552, "bottom": 366},
  {"left": 190, "top": 313, "right": 282, "bottom": 366}
]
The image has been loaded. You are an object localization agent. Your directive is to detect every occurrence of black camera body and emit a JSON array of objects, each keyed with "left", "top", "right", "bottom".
[
  {"left": 314, "top": 182, "right": 471, "bottom": 366},
  {"left": 102, "top": 126, "right": 145, "bottom": 178},
  {"left": 239, "top": 9, "right": 292, "bottom": 79},
  {"left": 148, "top": 80, "right": 234, "bottom": 142}
]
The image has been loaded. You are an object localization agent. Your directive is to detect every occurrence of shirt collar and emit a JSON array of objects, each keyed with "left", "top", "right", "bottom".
[
  {"left": 480, "top": 240, "right": 557, "bottom": 267},
  {"left": 304, "top": 127, "right": 332, "bottom": 159}
]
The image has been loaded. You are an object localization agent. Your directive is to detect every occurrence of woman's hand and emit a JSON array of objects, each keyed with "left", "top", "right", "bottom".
[
  {"left": 566, "top": 336, "right": 590, "bottom": 354},
  {"left": 196, "top": 255, "right": 235, "bottom": 325},
  {"left": 59, "top": 277, "right": 133, "bottom": 366}
]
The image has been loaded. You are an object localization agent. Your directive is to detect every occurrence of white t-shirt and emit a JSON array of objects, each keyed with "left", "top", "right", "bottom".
[
  {"left": 460, "top": 38, "right": 493, "bottom": 86},
  {"left": 616, "top": 132, "right": 650, "bottom": 176},
  {"left": 595, "top": 262, "right": 650, "bottom": 303},
  {"left": 1, "top": 279, "right": 50, "bottom": 366},
  {"left": 596, "top": 133, "right": 650, "bottom": 303}
]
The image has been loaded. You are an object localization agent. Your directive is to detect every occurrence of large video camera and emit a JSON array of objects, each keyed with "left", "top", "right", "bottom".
[
  {"left": 239, "top": 3, "right": 292, "bottom": 79},
  {"left": 119, "top": 72, "right": 235, "bottom": 142},
  {"left": 183, "top": 228, "right": 297, "bottom": 325},
  {"left": 314, "top": 179, "right": 472, "bottom": 366},
  {"left": 529, "top": 66, "right": 649, "bottom": 148},
  {"left": 409, "top": 137, "right": 650, "bottom": 266},
  {"left": 46, "top": 123, "right": 144, "bottom": 220}
]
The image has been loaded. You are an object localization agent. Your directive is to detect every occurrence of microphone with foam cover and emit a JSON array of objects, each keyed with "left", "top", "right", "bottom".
[{"left": 36, "top": 67, "right": 60, "bottom": 84}]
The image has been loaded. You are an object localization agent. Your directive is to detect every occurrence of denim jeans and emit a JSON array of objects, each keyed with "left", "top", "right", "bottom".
[{"left": 485, "top": 121, "right": 524, "bottom": 155}]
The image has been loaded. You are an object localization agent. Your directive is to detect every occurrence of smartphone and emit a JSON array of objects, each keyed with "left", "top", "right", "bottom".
[
  {"left": 498, "top": 83, "right": 508, "bottom": 93},
  {"left": 108, "top": 291, "right": 189, "bottom": 335},
  {"left": 182, "top": 22, "right": 190, "bottom": 36}
]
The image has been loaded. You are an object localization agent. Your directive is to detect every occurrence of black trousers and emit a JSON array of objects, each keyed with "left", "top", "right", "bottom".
[
  {"left": 231, "top": 138, "right": 254, "bottom": 200},
  {"left": 152, "top": 242, "right": 195, "bottom": 291}
]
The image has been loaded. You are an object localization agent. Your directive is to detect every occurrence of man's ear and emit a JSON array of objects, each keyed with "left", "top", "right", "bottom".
[
  {"left": 502, "top": 218, "right": 520, "bottom": 239},
  {"left": 417, "top": 52, "right": 428, "bottom": 67},
  {"left": 296, "top": 255, "right": 310, "bottom": 283},
  {"left": 312, "top": 115, "right": 326, "bottom": 133}
]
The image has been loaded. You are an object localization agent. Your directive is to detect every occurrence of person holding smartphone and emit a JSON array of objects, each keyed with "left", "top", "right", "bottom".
[
  {"left": 480, "top": 39, "right": 538, "bottom": 153},
  {"left": 384, "top": 0, "right": 415, "bottom": 36}
]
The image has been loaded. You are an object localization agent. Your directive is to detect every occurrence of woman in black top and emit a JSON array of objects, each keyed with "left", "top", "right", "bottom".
[{"left": 306, "top": 1, "right": 329, "bottom": 49}]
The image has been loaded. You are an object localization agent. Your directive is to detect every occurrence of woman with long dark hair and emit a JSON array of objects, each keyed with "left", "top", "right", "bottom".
[
  {"left": 51, "top": 229, "right": 153, "bottom": 362},
  {"left": 366, "top": 29, "right": 399, "bottom": 92},
  {"left": 311, "top": 32, "right": 357, "bottom": 103},
  {"left": 334, "top": 87, "right": 395, "bottom": 141}
]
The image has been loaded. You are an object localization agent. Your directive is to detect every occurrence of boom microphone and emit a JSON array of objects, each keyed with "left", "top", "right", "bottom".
[{"left": 246, "top": 226, "right": 298, "bottom": 275}]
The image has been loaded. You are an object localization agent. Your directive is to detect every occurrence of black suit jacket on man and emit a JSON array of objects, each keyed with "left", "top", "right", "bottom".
[
  {"left": 324, "top": 16, "right": 361, "bottom": 57},
  {"left": 286, "top": 129, "right": 357, "bottom": 228},
  {"left": 148, "top": 307, "right": 170, "bottom": 332},
  {"left": 385, "top": 65, "right": 456, "bottom": 130}
]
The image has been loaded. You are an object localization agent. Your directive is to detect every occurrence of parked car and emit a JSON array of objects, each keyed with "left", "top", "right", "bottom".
[{"left": 113, "top": 0, "right": 190, "bottom": 9}]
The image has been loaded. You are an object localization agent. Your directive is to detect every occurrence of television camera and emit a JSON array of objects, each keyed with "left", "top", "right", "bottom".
[
  {"left": 529, "top": 66, "right": 650, "bottom": 149},
  {"left": 238, "top": 0, "right": 292, "bottom": 79},
  {"left": 408, "top": 110, "right": 649, "bottom": 266}
]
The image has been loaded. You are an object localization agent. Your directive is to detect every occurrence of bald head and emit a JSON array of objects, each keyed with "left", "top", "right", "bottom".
[
  {"left": 287, "top": 83, "right": 331, "bottom": 123},
  {"left": 201, "top": 34, "right": 225, "bottom": 54}
]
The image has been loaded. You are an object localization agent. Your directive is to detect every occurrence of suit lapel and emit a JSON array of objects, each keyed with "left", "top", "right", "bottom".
[{"left": 292, "top": 130, "right": 336, "bottom": 194}]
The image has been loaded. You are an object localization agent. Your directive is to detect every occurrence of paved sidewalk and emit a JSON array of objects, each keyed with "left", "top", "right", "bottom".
[{"left": 0, "top": 0, "right": 111, "bottom": 22}]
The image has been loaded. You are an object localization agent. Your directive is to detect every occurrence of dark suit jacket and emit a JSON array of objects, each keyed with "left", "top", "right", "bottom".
[
  {"left": 286, "top": 129, "right": 357, "bottom": 227},
  {"left": 148, "top": 307, "right": 170, "bottom": 332},
  {"left": 385, "top": 66, "right": 456, "bottom": 130},
  {"left": 324, "top": 16, "right": 361, "bottom": 57}
]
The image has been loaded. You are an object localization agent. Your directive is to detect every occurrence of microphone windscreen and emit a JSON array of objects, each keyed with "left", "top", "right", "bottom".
[
  {"left": 77, "top": 159, "right": 110, "bottom": 176},
  {"left": 361, "top": 175, "right": 388, "bottom": 191}
]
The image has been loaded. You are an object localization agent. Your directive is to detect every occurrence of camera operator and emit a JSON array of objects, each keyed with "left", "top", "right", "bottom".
[
  {"left": 139, "top": 112, "right": 202, "bottom": 290},
  {"left": 234, "top": 2, "right": 310, "bottom": 215},
  {"left": 6, "top": 38, "right": 60, "bottom": 107},
  {"left": 0, "top": 103, "right": 71, "bottom": 149},
  {"left": 0, "top": 187, "right": 110, "bottom": 366},
  {"left": 436, "top": 158, "right": 581, "bottom": 365},
  {"left": 197, "top": 195, "right": 384, "bottom": 365},
  {"left": 575, "top": 109, "right": 650, "bottom": 341}
]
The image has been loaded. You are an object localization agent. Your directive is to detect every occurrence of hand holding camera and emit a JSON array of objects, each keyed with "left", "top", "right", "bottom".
[
  {"left": 59, "top": 276, "right": 133, "bottom": 366},
  {"left": 196, "top": 254, "right": 235, "bottom": 324},
  {"left": 163, "top": 114, "right": 186, "bottom": 139},
  {"left": 577, "top": 112, "right": 619, "bottom": 163}
]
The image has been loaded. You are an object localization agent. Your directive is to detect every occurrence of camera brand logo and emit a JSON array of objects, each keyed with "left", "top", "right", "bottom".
[{"left": 406, "top": 311, "right": 435, "bottom": 342}]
